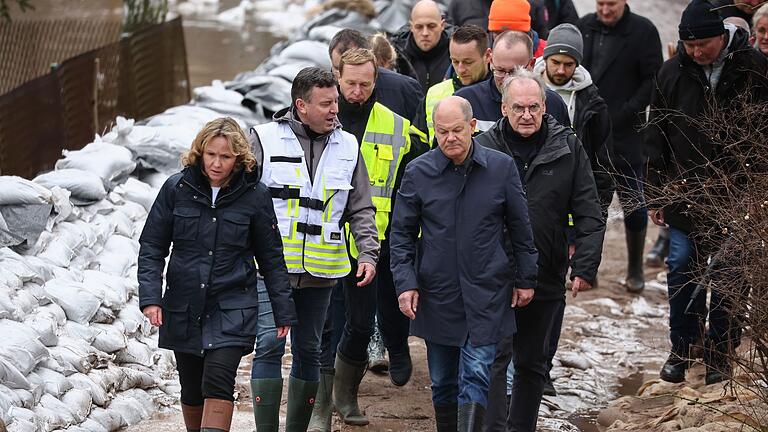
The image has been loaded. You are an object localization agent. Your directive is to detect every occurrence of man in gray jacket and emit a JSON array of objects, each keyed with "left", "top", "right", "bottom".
[{"left": 247, "top": 67, "right": 379, "bottom": 431}]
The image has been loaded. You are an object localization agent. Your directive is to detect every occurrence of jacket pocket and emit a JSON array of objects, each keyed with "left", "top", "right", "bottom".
[
  {"left": 220, "top": 213, "right": 250, "bottom": 247},
  {"left": 323, "top": 168, "right": 353, "bottom": 191},
  {"left": 172, "top": 207, "right": 200, "bottom": 241},
  {"left": 219, "top": 296, "right": 259, "bottom": 337},
  {"left": 161, "top": 302, "right": 189, "bottom": 339}
]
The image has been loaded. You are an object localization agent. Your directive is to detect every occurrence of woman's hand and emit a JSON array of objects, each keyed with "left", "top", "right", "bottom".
[
  {"left": 276, "top": 326, "right": 290, "bottom": 338},
  {"left": 143, "top": 305, "right": 163, "bottom": 326}
]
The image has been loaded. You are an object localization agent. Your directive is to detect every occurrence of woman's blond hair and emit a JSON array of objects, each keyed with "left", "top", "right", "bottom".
[
  {"left": 181, "top": 117, "right": 256, "bottom": 180},
  {"left": 369, "top": 33, "right": 397, "bottom": 70}
]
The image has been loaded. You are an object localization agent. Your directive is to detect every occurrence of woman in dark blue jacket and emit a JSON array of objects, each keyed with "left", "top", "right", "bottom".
[{"left": 138, "top": 117, "right": 297, "bottom": 432}]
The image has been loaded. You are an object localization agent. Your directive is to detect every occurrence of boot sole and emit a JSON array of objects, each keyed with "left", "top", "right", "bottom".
[{"left": 342, "top": 418, "right": 370, "bottom": 426}]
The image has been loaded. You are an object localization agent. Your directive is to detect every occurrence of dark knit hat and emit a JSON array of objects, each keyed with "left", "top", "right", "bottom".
[
  {"left": 678, "top": 0, "right": 725, "bottom": 41},
  {"left": 543, "top": 24, "right": 583, "bottom": 65}
]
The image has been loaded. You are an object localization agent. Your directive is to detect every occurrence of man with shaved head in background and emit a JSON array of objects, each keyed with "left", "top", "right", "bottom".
[{"left": 390, "top": 0, "right": 453, "bottom": 92}]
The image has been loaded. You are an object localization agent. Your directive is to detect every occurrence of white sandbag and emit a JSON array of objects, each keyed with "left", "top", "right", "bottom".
[
  {"left": 114, "top": 201, "right": 147, "bottom": 222},
  {"left": 12, "top": 289, "right": 38, "bottom": 317},
  {"left": 116, "top": 300, "right": 150, "bottom": 337},
  {"left": 68, "top": 372, "right": 109, "bottom": 407},
  {"left": 91, "top": 306, "right": 116, "bottom": 324},
  {"left": 0, "top": 384, "right": 24, "bottom": 407},
  {"left": 102, "top": 116, "right": 157, "bottom": 149},
  {"left": 109, "top": 209, "right": 134, "bottom": 239},
  {"left": 61, "top": 388, "right": 93, "bottom": 422},
  {"left": 42, "top": 279, "right": 101, "bottom": 324},
  {"left": 20, "top": 256, "right": 55, "bottom": 284},
  {"left": 13, "top": 388, "right": 37, "bottom": 408},
  {"left": 0, "top": 287, "right": 19, "bottom": 319},
  {"left": 82, "top": 270, "right": 130, "bottom": 311},
  {"left": 48, "top": 344, "right": 94, "bottom": 376},
  {"left": 39, "top": 356, "right": 77, "bottom": 377},
  {"left": 0, "top": 356, "right": 29, "bottom": 390},
  {"left": 23, "top": 312, "right": 59, "bottom": 347},
  {"left": 193, "top": 80, "right": 244, "bottom": 105},
  {"left": 37, "top": 223, "right": 85, "bottom": 268},
  {"left": 88, "top": 365, "right": 123, "bottom": 394},
  {"left": 69, "top": 246, "right": 99, "bottom": 272},
  {"left": 38, "top": 303, "right": 67, "bottom": 326},
  {"left": 55, "top": 141, "right": 137, "bottom": 188},
  {"left": 63, "top": 321, "right": 98, "bottom": 343},
  {"left": 0, "top": 177, "right": 52, "bottom": 206},
  {"left": 39, "top": 392, "right": 76, "bottom": 424},
  {"left": 28, "top": 367, "right": 72, "bottom": 397},
  {"left": 96, "top": 235, "right": 138, "bottom": 278},
  {"left": 112, "top": 177, "right": 158, "bottom": 212},
  {"left": 0, "top": 319, "right": 49, "bottom": 375},
  {"left": 277, "top": 40, "right": 332, "bottom": 69},
  {"left": 6, "top": 406, "right": 38, "bottom": 429},
  {"left": 0, "top": 268, "right": 22, "bottom": 291},
  {"left": 114, "top": 339, "right": 155, "bottom": 367},
  {"left": 78, "top": 418, "right": 110, "bottom": 432},
  {"left": 91, "top": 323, "right": 127, "bottom": 353},
  {"left": 0, "top": 248, "right": 43, "bottom": 283},
  {"left": 109, "top": 388, "right": 154, "bottom": 426},
  {"left": 87, "top": 407, "right": 125, "bottom": 431},
  {"left": 7, "top": 418, "right": 38, "bottom": 432},
  {"left": 33, "top": 169, "right": 108, "bottom": 204},
  {"left": 118, "top": 367, "right": 155, "bottom": 391}
]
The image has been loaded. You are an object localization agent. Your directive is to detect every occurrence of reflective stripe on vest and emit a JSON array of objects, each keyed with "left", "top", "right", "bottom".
[
  {"left": 256, "top": 121, "right": 358, "bottom": 279},
  {"left": 425, "top": 79, "right": 457, "bottom": 146},
  {"left": 349, "top": 103, "right": 412, "bottom": 258}
]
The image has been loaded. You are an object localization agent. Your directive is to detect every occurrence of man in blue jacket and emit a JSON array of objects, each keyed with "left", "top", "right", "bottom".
[
  {"left": 390, "top": 96, "right": 538, "bottom": 432},
  {"left": 455, "top": 30, "right": 570, "bottom": 132}
]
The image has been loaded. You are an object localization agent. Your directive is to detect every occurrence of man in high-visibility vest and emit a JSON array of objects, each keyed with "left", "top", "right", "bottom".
[
  {"left": 413, "top": 24, "right": 492, "bottom": 146},
  {"left": 307, "top": 48, "right": 429, "bottom": 431},
  {"left": 248, "top": 66, "right": 379, "bottom": 432}
]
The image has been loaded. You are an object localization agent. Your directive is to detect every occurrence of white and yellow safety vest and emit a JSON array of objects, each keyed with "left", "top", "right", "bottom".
[
  {"left": 255, "top": 122, "right": 358, "bottom": 279},
  {"left": 425, "top": 79, "right": 457, "bottom": 146}
]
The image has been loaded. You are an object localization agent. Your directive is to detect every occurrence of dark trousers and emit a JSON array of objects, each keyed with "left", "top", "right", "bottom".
[
  {"left": 614, "top": 162, "right": 648, "bottom": 232},
  {"left": 252, "top": 285, "right": 333, "bottom": 381},
  {"left": 321, "top": 250, "right": 410, "bottom": 366},
  {"left": 175, "top": 347, "right": 244, "bottom": 405},
  {"left": 667, "top": 228, "right": 743, "bottom": 355},
  {"left": 484, "top": 299, "right": 565, "bottom": 432}
]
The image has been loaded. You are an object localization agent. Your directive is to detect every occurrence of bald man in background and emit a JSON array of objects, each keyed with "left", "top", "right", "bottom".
[{"left": 390, "top": 0, "right": 453, "bottom": 92}]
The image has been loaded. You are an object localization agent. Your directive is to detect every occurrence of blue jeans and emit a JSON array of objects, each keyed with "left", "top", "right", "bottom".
[
  {"left": 667, "top": 227, "right": 742, "bottom": 354},
  {"left": 251, "top": 279, "right": 333, "bottom": 382},
  {"left": 425, "top": 339, "right": 496, "bottom": 407}
]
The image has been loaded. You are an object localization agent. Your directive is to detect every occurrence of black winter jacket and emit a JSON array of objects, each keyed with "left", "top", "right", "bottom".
[
  {"left": 138, "top": 165, "right": 297, "bottom": 355},
  {"left": 578, "top": 6, "right": 662, "bottom": 168},
  {"left": 475, "top": 115, "right": 605, "bottom": 300},
  {"left": 645, "top": 27, "right": 768, "bottom": 233},
  {"left": 390, "top": 25, "right": 452, "bottom": 92}
]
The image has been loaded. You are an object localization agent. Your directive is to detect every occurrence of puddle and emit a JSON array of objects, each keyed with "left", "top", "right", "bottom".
[{"left": 567, "top": 411, "right": 601, "bottom": 432}]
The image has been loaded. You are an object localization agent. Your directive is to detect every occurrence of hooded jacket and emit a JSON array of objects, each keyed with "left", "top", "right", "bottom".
[
  {"left": 475, "top": 115, "right": 605, "bottom": 300},
  {"left": 390, "top": 24, "right": 453, "bottom": 92},
  {"left": 645, "top": 25, "right": 768, "bottom": 233},
  {"left": 249, "top": 107, "right": 380, "bottom": 287},
  {"left": 534, "top": 58, "right": 615, "bottom": 211}
]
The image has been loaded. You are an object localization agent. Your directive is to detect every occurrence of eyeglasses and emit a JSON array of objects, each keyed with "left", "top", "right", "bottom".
[
  {"left": 492, "top": 67, "right": 516, "bottom": 78},
  {"left": 510, "top": 104, "right": 542, "bottom": 116}
]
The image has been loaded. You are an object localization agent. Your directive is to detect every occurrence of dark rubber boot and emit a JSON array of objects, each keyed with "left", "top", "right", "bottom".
[
  {"left": 307, "top": 369, "right": 334, "bottom": 432},
  {"left": 434, "top": 403, "right": 458, "bottom": 432},
  {"left": 250, "top": 378, "right": 282, "bottom": 432},
  {"left": 333, "top": 353, "right": 369, "bottom": 426},
  {"left": 645, "top": 226, "right": 670, "bottom": 267},
  {"left": 387, "top": 344, "right": 412, "bottom": 387},
  {"left": 625, "top": 227, "right": 646, "bottom": 293},
  {"left": 285, "top": 376, "right": 319, "bottom": 432},
  {"left": 458, "top": 403, "right": 485, "bottom": 432},
  {"left": 181, "top": 403, "right": 203, "bottom": 432}
]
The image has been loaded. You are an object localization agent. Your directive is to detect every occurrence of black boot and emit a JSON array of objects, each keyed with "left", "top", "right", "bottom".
[
  {"left": 542, "top": 373, "right": 557, "bottom": 397},
  {"left": 387, "top": 344, "right": 412, "bottom": 387},
  {"left": 704, "top": 341, "right": 733, "bottom": 385},
  {"left": 645, "top": 226, "right": 670, "bottom": 267},
  {"left": 434, "top": 403, "right": 458, "bottom": 432},
  {"left": 285, "top": 376, "right": 319, "bottom": 432},
  {"left": 659, "top": 347, "right": 690, "bottom": 384},
  {"left": 625, "top": 227, "right": 646, "bottom": 293},
  {"left": 458, "top": 403, "right": 485, "bottom": 432},
  {"left": 250, "top": 378, "right": 283, "bottom": 432}
]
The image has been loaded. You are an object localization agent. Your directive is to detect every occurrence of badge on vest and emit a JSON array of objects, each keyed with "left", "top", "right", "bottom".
[{"left": 330, "top": 232, "right": 341, "bottom": 241}]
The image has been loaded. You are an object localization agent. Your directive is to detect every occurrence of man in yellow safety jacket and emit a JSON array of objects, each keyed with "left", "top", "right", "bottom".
[
  {"left": 307, "top": 48, "right": 429, "bottom": 432},
  {"left": 413, "top": 24, "right": 491, "bottom": 145}
]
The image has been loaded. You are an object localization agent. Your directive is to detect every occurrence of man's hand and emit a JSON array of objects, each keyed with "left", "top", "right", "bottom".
[
  {"left": 398, "top": 290, "right": 419, "bottom": 320},
  {"left": 356, "top": 262, "right": 377, "bottom": 287},
  {"left": 649, "top": 208, "right": 665, "bottom": 227},
  {"left": 276, "top": 326, "right": 290, "bottom": 338},
  {"left": 511, "top": 288, "right": 534, "bottom": 308},
  {"left": 143, "top": 305, "right": 163, "bottom": 326},
  {"left": 571, "top": 276, "right": 593, "bottom": 298}
]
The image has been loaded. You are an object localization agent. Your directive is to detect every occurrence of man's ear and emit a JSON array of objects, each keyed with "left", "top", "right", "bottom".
[
  {"left": 440, "top": 19, "right": 446, "bottom": 31},
  {"left": 501, "top": 101, "right": 508, "bottom": 117},
  {"left": 295, "top": 99, "right": 307, "bottom": 115},
  {"left": 469, "top": 118, "right": 477, "bottom": 131}
]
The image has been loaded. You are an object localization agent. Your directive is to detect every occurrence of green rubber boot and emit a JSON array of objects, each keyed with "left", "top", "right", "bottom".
[
  {"left": 333, "top": 353, "right": 369, "bottom": 426},
  {"left": 285, "top": 376, "right": 319, "bottom": 432},
  {"left": 250, "top": 378, "right": 283, "bottom": 432},
  {"left": 307, "top": 368, "right": 334, "bottom": 432}
]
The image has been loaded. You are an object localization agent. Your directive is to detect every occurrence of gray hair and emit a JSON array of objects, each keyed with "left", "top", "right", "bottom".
[
  {"left": 432, "top": 96, "right": 473, "bottom": 125},
  {"left": 493, "top": 30, "right": 534, "bottom": 59},
  {"left": 753, "top": 4, "right": 768, "bottom": 28},
  {"left": 501, "top": 68, "right": 547, "bottom": 105}
]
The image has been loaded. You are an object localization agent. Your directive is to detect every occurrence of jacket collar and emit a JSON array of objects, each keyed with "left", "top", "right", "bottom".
[{"left": 433, "top": 139, "right": 488, "bottom": 172}]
